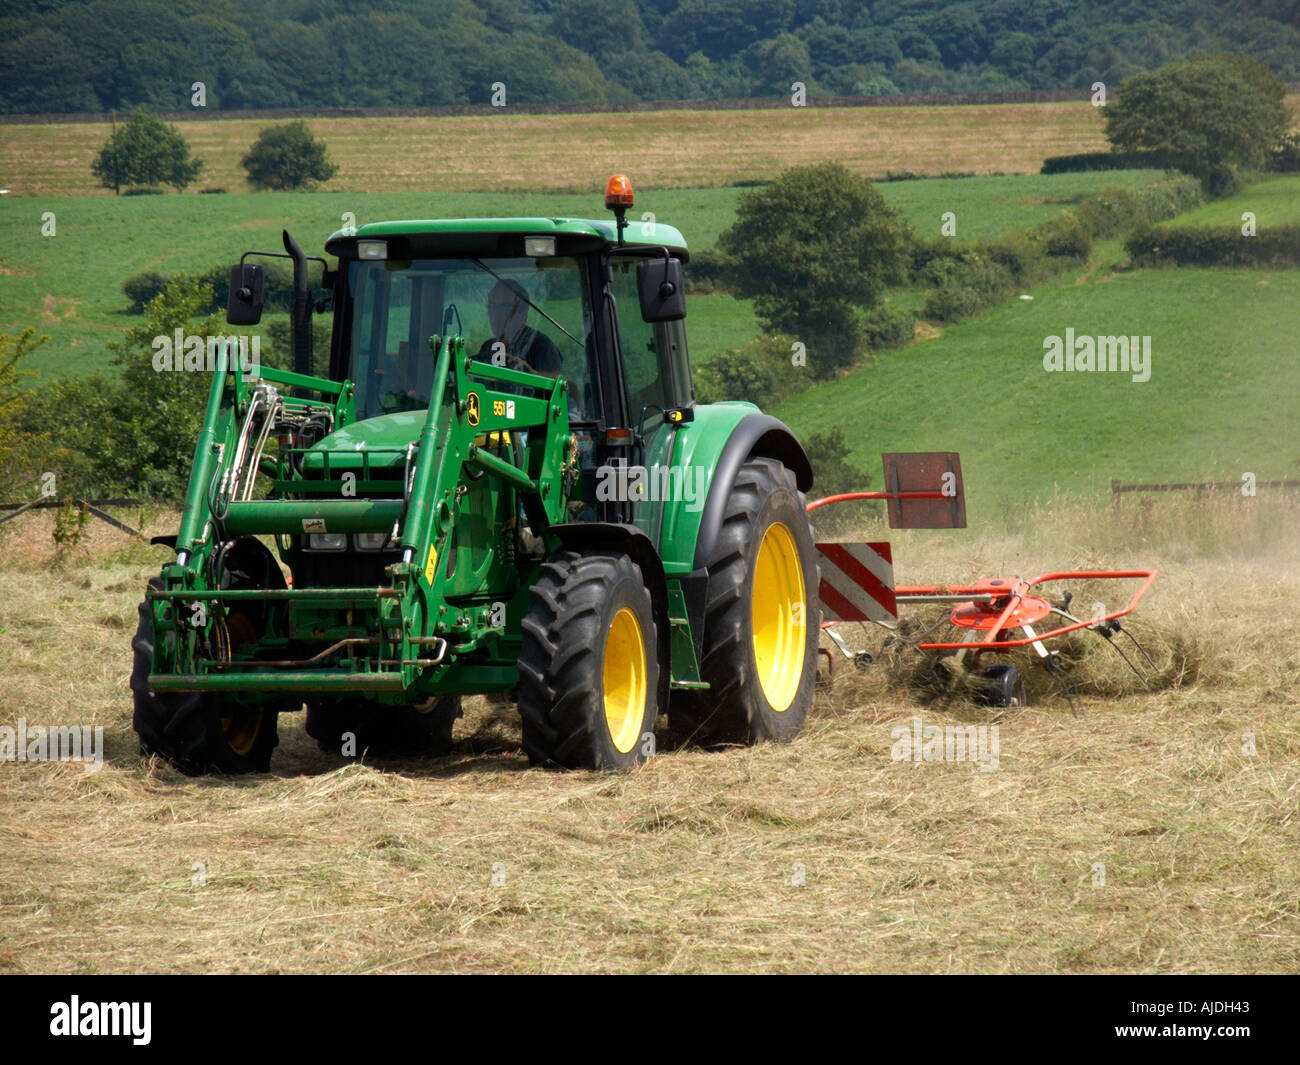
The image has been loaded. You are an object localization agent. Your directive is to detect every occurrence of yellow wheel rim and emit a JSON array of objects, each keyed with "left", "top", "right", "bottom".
[
  {"left": 751, "top": 522, "right": 807, "bottom": 712},
  {"left": 220, "top": 706, "right": 262, "bottom": 757},
  {"left": 603, "top": 607, "right": 647, "bottom": 754}
]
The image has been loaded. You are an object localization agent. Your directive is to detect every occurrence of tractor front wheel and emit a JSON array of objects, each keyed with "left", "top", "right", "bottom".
[
  {"left": 130, "top": 579, "right": 280, "bottom": 774},
  {"left": 517, "top": 550, "right": 660, "bottom": 770},
  {"left": 672, "top": 457, "right": 820, "bottom": 747}
]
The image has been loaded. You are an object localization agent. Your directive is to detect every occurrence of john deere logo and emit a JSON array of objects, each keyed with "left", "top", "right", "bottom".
[{"left": 466, "top": 392, "right": 481, "bottom": 427}]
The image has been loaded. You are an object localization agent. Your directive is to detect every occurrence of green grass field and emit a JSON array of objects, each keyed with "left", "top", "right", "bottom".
[
  {"left": 0, "top": 170, "right": 1173, "bottom": 381},
  {"left": 877, "top": 169, "right": 1171, "bottom": 241},
  {"left": 774, "top": 173, "right": 1300, "bottom": 513},
  {"left": 776, "top": 252, "right": 1300, "bottom": 514},
  {"left": 1162, "top": 174, "right": 1300, "bottom": 228}
]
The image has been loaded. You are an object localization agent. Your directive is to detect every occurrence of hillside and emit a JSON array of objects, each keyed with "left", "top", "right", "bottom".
[
  {"left": 0, "top": 170, "right": 1171, "bottom": 379},
  {"left": 774, "top": 177, "right": 1300, "bottom": 513},
  {"left": 2, "top": 0, "right": 1298, "bottom": 114}
]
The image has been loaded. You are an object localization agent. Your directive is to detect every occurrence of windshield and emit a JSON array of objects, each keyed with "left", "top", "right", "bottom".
[{"left": 346, "top": 256, "right": 596, "bottom": 421}]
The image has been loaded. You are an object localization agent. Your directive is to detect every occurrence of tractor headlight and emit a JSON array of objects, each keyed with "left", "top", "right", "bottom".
[
  {"left": 306, "top": 533, "right": 347, "bottom": 551},
  {"left": 525, "top": 236, "right": 556, "bottom": 257},
  {"left": 356, "top": 240, "right": 388, "bottom": 260},
  {"left": 354, "top": 533, "right": 390, "bottom": 552}
]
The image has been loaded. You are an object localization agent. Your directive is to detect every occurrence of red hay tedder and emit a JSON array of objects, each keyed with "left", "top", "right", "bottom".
[{"left": 809, "top": 453, "right": 1158, "bottom": 714}]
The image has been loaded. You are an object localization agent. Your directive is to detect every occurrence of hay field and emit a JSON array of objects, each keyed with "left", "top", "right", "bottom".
[
  {"left": 0, "top": 101, "right": 1111, "bottom": 197},
  {"left": 0, "top": 494, "right": 1296, "bottom": 973}
]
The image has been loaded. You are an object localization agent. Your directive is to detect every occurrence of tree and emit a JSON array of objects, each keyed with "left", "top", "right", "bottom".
[
  {"left": 718, "top": 162, "right": 912, "bottom": 375},
  {"left": 22, "top": 278, "right": 239, "bottom": 499},
  {"left": 91, "top": 111, "right": 203, "bottom": 193},
  {"left": 1104, "top": 54, "right": 1292, "bottom": 195},
  {"left": 742, "top": 33, "right": 815, "bottom": 96},
  {"left": 549, "top": 0, "right": 645, "bottom": 61},
  {"left": 658, "top": 0, "right": 795, "bottom": 62},
  {"left": 241, "top": 120, "right": 338, "bottom": 190}
]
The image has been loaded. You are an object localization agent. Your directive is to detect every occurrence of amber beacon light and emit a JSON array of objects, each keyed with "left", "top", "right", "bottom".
[
  {"left": 605, "top": 173, "right": 634, "bottom": 245},
  {"left": 604, "top": 173, "right": 634, "bottom": 208}
]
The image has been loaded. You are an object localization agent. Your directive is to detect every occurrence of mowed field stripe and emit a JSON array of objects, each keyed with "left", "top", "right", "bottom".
[{"left": 0, "top": 101, "right": 1118, "bottom": 196}]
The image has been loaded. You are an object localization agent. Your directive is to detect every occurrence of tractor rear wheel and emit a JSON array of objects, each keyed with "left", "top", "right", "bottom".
[
  {"left": 130, "top": 578, "right": 280, "bottom": 775},
  {"left": 305, "top": 697, "right": 462, "bottom": 758},
  {"left": 517, "top": 550, "right": 660, "bottom": 770},
  {"left": 672, "top": 458, "right": 820, "bottom": 746}
]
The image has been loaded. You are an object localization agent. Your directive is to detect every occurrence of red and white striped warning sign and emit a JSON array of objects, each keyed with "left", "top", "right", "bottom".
[{"left": 815, "top": 542, "right": 897, "bottom": 622}]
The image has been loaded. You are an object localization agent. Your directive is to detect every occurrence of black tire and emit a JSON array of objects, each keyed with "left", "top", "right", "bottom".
[
  {"left": 671, "top": 457, "right": 820, "bottom": 746},
  {"left": 305, "top": 696, "right": 462, "bottom": 758},
  {"left": 976, "top": 663, "right": 1026, "bottom": 708},
  {"left": 517, "top": 550, "right": 660, "bottom": 770},
  {"left": 130, "top": 577, "right": 279, "bottom": 775}
]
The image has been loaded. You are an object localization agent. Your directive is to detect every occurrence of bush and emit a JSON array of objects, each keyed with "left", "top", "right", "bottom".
[
  {"left": 123, "top": 262, "right": 295, "bottom": 315},
  {"left": 1040, "top": 150, "right": 1182, "bottom": 174},
  {"left": 122, "top": 271, "right": 170, "bottom": 314},
  {"left": 922, "top": 258, "right": 1015, "bottom": 322},
  {"left": 1270, "top": 132, "right": 1300, "bottom": 173},
  {"left": 861, "top": 303, "right": 913, "bottom": 350},
  {"left": 684, "top": 249, "right": 731, "bottom": 294},
  {"left": 241, "top": 120, "right": 338, "bottom": 191},
  {"left": 199, "top": 187, "right": 228, "bottom": 194},
  {"left": 693, "top": 334, "right": 809, "bottom": 408},
  {"left": 802, "top": 429, "right": 880, "bottom": 532},
  {"left": 1072, "top": 178, "right": 1203, "bottom": 239},
  {"left": 1200, "top": 164, "right": 1240, "bottom": 198},
  {"left": 1125, "top": 223, "right": 1300, "bottom": 268},
  {"left": 980, "top": 234, "right": 1046, "bottom": 283},
  {"left": 915, "top": 178, "right": 1202, "bottom": 325},
  {"left": 906, "top": 235, "right": 958, "bottom": 281},
  {"left": 122, "top": 186, "right": 164, "bottom": 195},
  {"left": 263, "top": 317, "right": 331, "bottom": 372},
  {"left": 1038, "top": 215, "right": 1092, "bottom": 259}
]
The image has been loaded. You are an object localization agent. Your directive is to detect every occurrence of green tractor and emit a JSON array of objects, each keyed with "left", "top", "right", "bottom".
[{"left": 130, "top": 175, "right": 820, "bottom": 774}]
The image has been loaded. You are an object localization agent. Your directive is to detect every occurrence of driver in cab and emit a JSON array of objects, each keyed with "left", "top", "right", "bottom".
[{"left": 474, "top": 278, "right": 562, "bottom": 379}]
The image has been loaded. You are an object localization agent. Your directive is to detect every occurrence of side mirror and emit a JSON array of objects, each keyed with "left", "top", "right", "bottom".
[
  {"left": 637, "top": 256, "right": 686, "bottom": 322},
  {"left": 227, "top": 263, "right": 265, "bottom": 325}
]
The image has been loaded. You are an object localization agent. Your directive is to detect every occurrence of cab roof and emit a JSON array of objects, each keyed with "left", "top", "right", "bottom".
[{"left": 324, "top": 217, "right": 688, "bottom": 261}]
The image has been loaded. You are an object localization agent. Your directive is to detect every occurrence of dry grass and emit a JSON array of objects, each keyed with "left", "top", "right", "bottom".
[
  {"left": 8, "top": 96, "right": 1298, "bottom": 199},
  {"left": 0, "top": 494, "right": 1297, "bottom": 973},
  {"left": 0, "top": 102, "right": 1112, "bottom": 197}
]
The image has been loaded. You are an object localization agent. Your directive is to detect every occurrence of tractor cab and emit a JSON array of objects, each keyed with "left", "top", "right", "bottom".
[{"left": 317, "top": 177, "right": 693, "bottom": 526}]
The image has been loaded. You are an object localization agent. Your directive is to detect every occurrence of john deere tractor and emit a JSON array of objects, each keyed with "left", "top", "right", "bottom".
[{"left": 130, "top": 175, "right": 820, "bottom": 774}]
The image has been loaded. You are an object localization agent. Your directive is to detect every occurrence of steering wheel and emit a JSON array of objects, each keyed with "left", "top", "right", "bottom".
[{"left": 499, "top": 351, "right": 534, "bottom": 374}]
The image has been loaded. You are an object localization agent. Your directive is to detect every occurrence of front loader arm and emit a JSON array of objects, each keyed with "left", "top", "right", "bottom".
[{"left": 149, "top": 334, "right": 573, "bottom": 696}]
